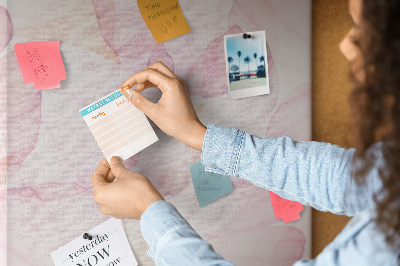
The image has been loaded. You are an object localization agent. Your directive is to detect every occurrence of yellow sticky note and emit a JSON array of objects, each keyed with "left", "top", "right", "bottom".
[{"left": 137, "top": 0, "right": 191, "bottom": 43}]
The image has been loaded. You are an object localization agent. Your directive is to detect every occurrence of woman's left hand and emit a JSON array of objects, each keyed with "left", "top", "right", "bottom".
[{"left": 91, "top": 157, "right": 164, "bottom": 219}]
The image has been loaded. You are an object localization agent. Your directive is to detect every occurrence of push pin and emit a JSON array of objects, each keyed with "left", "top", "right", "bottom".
[
  {"left": 120, "top": 85, "right": 130, "bottom": 93},
  {"left": 243, "top": 33, "right": 252, "bottom": 39},
  {"left": 83, "top": 233, "right": 93, "bottom": 240}
]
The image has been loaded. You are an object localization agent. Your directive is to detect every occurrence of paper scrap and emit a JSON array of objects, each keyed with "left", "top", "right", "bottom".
[
  {"left": 137, "top": 0, "right": 191, "bottom": 44},
  {"left": 14, "top": 41, "right": 66, "bottom": 90},
  {"left": 269, "top": 191, "right": 304, "bottom": 223},
  {"left": 79, "top": 90, "right": 158, "bottom": 162},
  {"left": 51, "top": 218, "right": 138, "bottom": 266},
  {"left": 189, "top": 160, "right": 233, "bottom": 208}
]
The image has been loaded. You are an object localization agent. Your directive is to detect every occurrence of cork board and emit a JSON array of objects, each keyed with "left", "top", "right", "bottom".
[{"left": 312, "top": 0, "right": 353, "bottom": 258}]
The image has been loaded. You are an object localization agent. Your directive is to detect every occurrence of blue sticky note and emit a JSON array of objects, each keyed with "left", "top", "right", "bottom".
[{"left": 189, "top": 160, "right": 234, "bottom": 208}]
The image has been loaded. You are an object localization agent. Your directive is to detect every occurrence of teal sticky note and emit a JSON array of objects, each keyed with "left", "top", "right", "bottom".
[{"left": 189, "top": 160, "right": 234, "bottom": 208}]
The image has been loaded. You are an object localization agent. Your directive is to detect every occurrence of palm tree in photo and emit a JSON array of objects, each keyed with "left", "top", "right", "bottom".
[
  {"left": 227, "top": 56, "right": 234, "bottom": 73},
  {"left": 244, "top": 56, "right": 251, "bottom": 78},
  {"left": 260, "top": 55, "right": 266, "bottom": 72},
  {"left": 237, "top": 51, "right": 242, "bottom": 77},
  {"left": 253, "top": 53, "right": 258, "bottom": 74}
]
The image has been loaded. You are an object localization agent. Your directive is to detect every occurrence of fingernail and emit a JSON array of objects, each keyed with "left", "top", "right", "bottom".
[
  {"left": 121, "top": 85, "right": 130, "bottom": 92},
  {"left": 110, "top": 156, "right": 122, "bottom": 165},
  {"left": 125, "top": 89, "right": 133, "bottom": 100}
]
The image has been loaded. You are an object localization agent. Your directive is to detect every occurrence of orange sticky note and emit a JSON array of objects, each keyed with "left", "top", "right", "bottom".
[
  {"left": 137, "top": 0, "right": 191, "bottom": 44},
  {"left": 269, "top": 191, "right": 304, "bottom": 223},
  {"left": 14, "top": 41, "right": 67, "bottom": 90}
]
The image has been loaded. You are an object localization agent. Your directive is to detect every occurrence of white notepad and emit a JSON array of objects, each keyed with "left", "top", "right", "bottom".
[{"left": 79, "top": 90, "right": 158, "bottom": 162}]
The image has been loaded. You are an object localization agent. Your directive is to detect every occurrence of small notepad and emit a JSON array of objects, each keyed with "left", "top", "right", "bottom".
[{"left": 80, "top": 90, "right": 158, "bottom": 162}]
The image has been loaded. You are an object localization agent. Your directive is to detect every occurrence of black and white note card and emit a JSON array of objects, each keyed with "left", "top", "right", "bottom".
[{"left": 51, "top": 218, "right": 137, "bottom": 266}]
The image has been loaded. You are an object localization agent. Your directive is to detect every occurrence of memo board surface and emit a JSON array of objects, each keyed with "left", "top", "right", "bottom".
[{"left": 1, "top": 0, "right": 311, "bottom": 265}]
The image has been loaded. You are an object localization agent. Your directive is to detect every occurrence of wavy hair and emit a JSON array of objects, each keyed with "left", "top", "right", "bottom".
[{"left": 350, "top": 0, "right": 400, "bottom": 253}]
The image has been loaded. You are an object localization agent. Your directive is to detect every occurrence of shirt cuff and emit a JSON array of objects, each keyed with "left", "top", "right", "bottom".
[
  {"left": 201, "top": 124, "right": 245, "bottom": 176},
  {"left": 140, "top": 200, "right": 192, "bottom": 260}
]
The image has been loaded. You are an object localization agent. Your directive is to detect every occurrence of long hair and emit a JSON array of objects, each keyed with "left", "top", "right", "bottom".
[{"left": 350, "top": 0, "right": 400, "bottom": 251}]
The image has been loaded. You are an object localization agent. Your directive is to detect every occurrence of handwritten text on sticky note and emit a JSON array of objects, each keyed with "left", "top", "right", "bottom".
[
  {"left": 269, "top": 191, "right": 304, "bottom": 223},
  {"left": 51, "top": 218, "right": 138, "bottom": 266},
  {"left": 189, "top": 160, "right": 233, "bottom": 208},
  {"left": 14, "top": 41, "right": 67, "bottom": 90},
  {"left": 137, "top": 0, "right": 191, "bottom": 43}
]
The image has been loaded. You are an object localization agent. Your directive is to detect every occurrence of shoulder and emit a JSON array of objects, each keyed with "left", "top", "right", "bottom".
[{"left": 324, "top": 209, "right": 399, "bottom": 265}]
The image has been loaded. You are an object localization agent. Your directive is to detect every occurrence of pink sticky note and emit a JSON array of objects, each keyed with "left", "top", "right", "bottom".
[
  {"left": 14, "top": 41, "right": 66, "bottom": 90},
  {"left": 269, "top": 191, "right": 304, "bottom": 223}
]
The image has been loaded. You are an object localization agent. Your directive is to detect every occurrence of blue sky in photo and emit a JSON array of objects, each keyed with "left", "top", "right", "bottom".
[{"left": 226, "top": 32, "right": 266, "bottom": 73}]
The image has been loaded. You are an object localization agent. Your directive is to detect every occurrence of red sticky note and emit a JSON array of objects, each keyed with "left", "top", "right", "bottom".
[
  {"left": 269, "top": 191, "right": 304, "bottom": 223},
  {"left": 14, "top": 41, "right": 66, "bottom": 90}
]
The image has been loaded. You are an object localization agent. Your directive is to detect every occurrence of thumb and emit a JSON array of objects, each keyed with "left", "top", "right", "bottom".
[
  {"left": 123, "top": 89, "right": 155, "bottom": 116},
  {"left": 109, "top": 156, "right": 127, "bottom": 178}
]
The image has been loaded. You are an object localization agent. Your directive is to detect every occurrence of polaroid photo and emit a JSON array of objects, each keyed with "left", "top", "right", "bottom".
[{"left": 224, "top": 30, "right": 270, "bottom": 100}]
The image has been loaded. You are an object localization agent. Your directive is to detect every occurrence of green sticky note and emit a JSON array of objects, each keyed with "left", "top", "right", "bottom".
[{"left": 189, "top": 160, "right": 234, "bottom": 208}]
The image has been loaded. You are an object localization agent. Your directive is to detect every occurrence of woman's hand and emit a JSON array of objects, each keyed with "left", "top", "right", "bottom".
[
  {"left": 91, "top": 157, "right": 164, "bottom": 219},
  {"left": 120, "top": 61, "right": 206, "bottom": 151}
]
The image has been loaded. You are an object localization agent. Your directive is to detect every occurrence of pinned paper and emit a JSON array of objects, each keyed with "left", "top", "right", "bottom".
[
  {"left": 137, "top": 0, "right": 191, "bottom": 43},
  {"left": 79, "top": 90, "right": 158, "bottom": 163},
  {"left": 51, "top": 218, "right": 138, "bottom": 266},
  {"left": 189, "top": 160, "right": 233, "bottom": 208},
  {"left": 14, "top": 41, "right": 67, "bottom": 90},
  {"left": 269, "top": 191, "right": 304, "bottom": 223}
]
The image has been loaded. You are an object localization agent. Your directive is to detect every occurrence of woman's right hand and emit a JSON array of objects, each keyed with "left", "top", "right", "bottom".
[{"left": 120, "top": 61, "right": 207, "bottom": 151}]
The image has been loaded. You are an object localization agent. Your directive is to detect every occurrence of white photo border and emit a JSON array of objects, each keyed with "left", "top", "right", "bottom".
[{"left": 224, "top": 30, "right": 270, "bottom": 100}]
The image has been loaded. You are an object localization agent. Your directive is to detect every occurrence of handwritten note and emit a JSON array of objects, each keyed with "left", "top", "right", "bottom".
[
  {"left": 189, "top": 160, "right": 233, "bottom": 208},
  {"left": 269, "top": 191, "right": 304, "bottom": 223},
  {"left": 51, "top": 218, "right": 138, "bottom": 266},
  {"left": 79, "top": 90, "right": 158, "bottom": 163},
  {"left": 137, "top": 0, "right": 191, "bottom": 43},
  {"left": 14, "top": 41, "right": 67, "bottom": 90}
]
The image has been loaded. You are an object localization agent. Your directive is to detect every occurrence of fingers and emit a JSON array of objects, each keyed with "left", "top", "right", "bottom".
[
  {"left": 121, "top": 68, "right": 173, "bottom": 94},
  {"left": 136, "top": 81, "right": 156, "bottom": 92},
  {"left": 147, "top": 61, "right": 176, "bottom": 79},
  {"left": 91, "top": 158, "right": 110, "bottom": 189},
  {"left": 121, "top": 89, "right": 158, "bottom": 116},
  {"left": 105, "top": 168, "right": 116, "bottom": 183},
  {"left": 126, "top": 62, "right": 178, "bottom": 92},
  {"left": 109, "top": 156, "right": 128, "bottom": 178}
]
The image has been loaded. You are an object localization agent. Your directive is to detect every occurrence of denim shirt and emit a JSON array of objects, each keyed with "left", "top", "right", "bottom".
[{"left": 140, "top": 124, "right": 399, "bottom": 265}]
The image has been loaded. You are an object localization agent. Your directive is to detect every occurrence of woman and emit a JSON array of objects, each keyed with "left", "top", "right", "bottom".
[{"left": 91, "top": 0, "right": 400, "bottom": 264}]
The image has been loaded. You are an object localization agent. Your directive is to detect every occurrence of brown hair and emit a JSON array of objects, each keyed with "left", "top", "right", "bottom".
[{"left": 350, "top": 0, "right": 400, "bottom": 252}]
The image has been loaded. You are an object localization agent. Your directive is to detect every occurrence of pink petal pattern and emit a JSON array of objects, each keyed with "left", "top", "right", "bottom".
[
  {"left": 229, "top": 0, "right": 277, "bottom": 33},
  {"left": 267, "top": 82, "right": 311, "bottom": 140},
  {"left": 92, "top": 0, "right": 155, "bottom": 59},
  {"left": 8, "top": 182, "right": 89, "bottom": 202},
  {"left": 147, "top": 43, "right": 174, "bottom": 72},
  {"left": 0, "top": 7, "right": 13, "bottom": 54},
  {"left": 4, "top": 1, "right": 312, "bottom": 264},
  {"left": 123, "top": 152, "right": 142, "bottom": 170},
  {"left": 1, "top": 53, "right": 42, "bottom": 177},
  {"left": 270, "top": 226, "right": 306, "bottom": 265},
  {"left": 136, "top": 140, "right": 192, "bottom": 197},
  {"left": 186, "top": 26, "right": 243, "bottom": 98},
  {"left": 204, "top": 223, "right": 305, "bottom": 265}
]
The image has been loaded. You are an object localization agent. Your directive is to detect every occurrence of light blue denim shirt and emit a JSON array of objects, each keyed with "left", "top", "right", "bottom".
[{"left": 140, "top": 124, "right": 399, "bottom": 265}]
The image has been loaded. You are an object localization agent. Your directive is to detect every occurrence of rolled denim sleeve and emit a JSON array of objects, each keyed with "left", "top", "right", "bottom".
[
  {"left": 201, "top": 124, "right": 383, "bottom": 216},
  {"left": 140, "top": 200, "right": 234, "bottom": 265}
]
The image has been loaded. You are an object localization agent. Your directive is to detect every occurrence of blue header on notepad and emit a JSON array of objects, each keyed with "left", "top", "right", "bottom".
[{"left": 80, "top": 91, "right": 123, "bottom": 117}]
